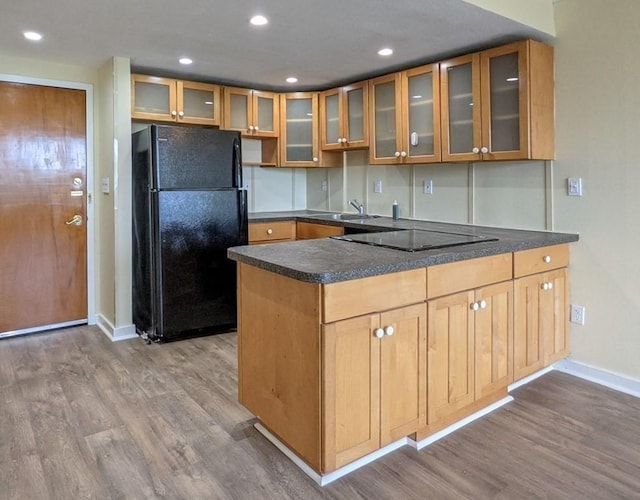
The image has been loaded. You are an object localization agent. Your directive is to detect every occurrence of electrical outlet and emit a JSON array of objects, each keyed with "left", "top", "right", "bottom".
[
  {"left": 374, "top": 180, "right": 383, "bottom": 193},
  {"left": 570, "top": 304, "right": 586, "bottom": 325},
  {"left": 567, "top": 177, "right": 583, "bottom": 196},
  {"left": 321, "top": 180, "right": 328, "bottom": 192},
  {"left": 423, "top": 179, "right": 433, "bottom": 195}
]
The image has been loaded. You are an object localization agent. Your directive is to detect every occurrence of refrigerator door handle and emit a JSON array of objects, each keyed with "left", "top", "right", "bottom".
[
  {"left": 238, "top": 189, "right": 247, "bottom": 239},
  {"left": 232, "top": 136, "right": 242, "bottom": 188}
]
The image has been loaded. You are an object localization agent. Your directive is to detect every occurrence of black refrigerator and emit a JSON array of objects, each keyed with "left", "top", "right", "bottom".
[{"left": 132, "top": 124, "right": 247, "bottom": 341}]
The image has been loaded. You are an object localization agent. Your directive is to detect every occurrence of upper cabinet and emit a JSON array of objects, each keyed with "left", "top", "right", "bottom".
[
  {"left": 440, "top": 39, "right": 554, "bottom": 162},
  {"left": 320, "top": 81, "right": 369, "bottom": 150},
  {"left": 131, "top": 74, "right": 221, "bottom": 126},
  {"left": 280, "top": 92, "right": 342, "bottom": 168},
  {"left": 223, "top": 87, "right": 279, "bottom": 138},
  {"left": 369, "top": 64, "right": 441, "bottom": 165}
]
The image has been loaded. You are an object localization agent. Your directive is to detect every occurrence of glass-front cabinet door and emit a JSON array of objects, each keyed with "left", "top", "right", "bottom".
[
  {"left": 480, "top": 41, "right": 531, "bottom": 161},
  {"left": 177, "top": 81, "right": 220, "bottom": 126},
  {"left": 280, "top": 92, "right": 319, "bottom": 166},
  {"left": 131, "top": 75, "right": 176, "bottom": 122},
  {"left": 370, "top": 73, "right": 402, "bottom": 164},
  {"left": 440, "top": 54, "right": 482, "bottom": 162},
  {"left": 321, "top": 82, "right": 368, "bottom": 150},
  {"left": 223, "top": 87, "right": 278, "bottom": 138},
  {"left": 402, "top": 64, "right": 441, "bottom": 163}
]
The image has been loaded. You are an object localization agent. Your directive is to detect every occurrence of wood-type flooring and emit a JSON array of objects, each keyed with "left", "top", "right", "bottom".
[{"left": 1, "top": 325, "right": 639, "bottom": 499}]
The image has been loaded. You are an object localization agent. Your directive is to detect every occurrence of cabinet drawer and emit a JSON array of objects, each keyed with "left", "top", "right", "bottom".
[
  {"left": 296, "top": 222, "right": 344, "bottom": 240},
  {"left": 427, "top": 253, "right": 513, "bottom": 298},
  {"left": 248, "top": 221, "right": 296, "bottom": 243},
  {"left": 513, "top": 244, "right": 569, "bottom": 278},
  {"left": 323, "top": 269, "right": 427, "bottom": 323}
]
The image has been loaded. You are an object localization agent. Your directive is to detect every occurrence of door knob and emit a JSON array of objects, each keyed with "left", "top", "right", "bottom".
[{"left": 65, "top": 214, "right": 83, "bottom": 226}]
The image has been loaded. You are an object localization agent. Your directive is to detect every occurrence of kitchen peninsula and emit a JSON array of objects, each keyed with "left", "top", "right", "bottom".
[{"left": 227, "top": 214, "right": 578, "bottom": 484}]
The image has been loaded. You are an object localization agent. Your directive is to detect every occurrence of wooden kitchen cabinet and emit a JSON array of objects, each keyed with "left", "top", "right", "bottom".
[
  {"left": 320, "top": 81, "right": 369, "bottom": 150},
  {"left": 296, "top": 222, "right": 344, "bottom": 240},
  {"left": 369, "top": 64, "right": 441, "bottom": 165},
  {"left": 513, "top": 245, "right": 569, "bottom": 380},
  {"left": 223, "top": 87, "right": 279, "bottom": 138},
  {"left": 323, "top": 303, "right": 426, "bottom": 471},
  {"left": 424, "top": 254, "right": 513, "bottom": 430},
  {"left": 279, "top": 92, "right": 342, "bottom": 168},
  {"left": 131, "top": 74, "right": 221, "bottom": 126},
  {"left": 440, "top": 39, "right": 554, "bottom": 162},
  {"left": 426, "top": 281, "right": 513, "bottom": 424}
]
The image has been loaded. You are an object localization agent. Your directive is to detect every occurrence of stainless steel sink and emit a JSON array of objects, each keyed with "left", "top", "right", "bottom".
[
  {"left": 338, "top": 214, "right": 380, "bottom": 220},
  {"left": 309, "top": 213, "right": 380, "bottom": 221}
]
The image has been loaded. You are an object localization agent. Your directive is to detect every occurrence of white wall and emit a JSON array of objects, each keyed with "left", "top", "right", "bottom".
[
  {"left": 553, "top": 0, "right": 640, "bottom": 379},
  {"left": 242, "top": 139, "right": 307, "bottom": 212}
]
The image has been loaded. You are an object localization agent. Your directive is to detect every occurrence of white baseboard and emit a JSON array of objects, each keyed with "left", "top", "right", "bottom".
[
  {"left": 508, "top": 365, "right": 555, "bottom": 392},
  {"left": 96, "top": 314, "right": 138, "bottom": 342},
  {"left": 254, "top": 423, "right": 408, "bottom": 487},
  {"left": 408, "top": 396, "right": 513, "bottom": 451},
  {"left": 554, "top": 358, "right": 640, "bottom": 399}
]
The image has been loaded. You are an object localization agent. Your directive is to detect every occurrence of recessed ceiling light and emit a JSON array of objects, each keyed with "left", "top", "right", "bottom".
[
  {"left": 286, "top": 77, "right": 298, "bottom": 83},
  {"left": 23, "top": 31, "right": 42, "bottom": 41},
  {"left": 179, "top": 57, "right": 193, "bottom": 65},
  {"left": 250, "top": 15, "right": 268, "bottom": 26},
  {"left": 378, "top": 48, "right": 393, "bottom": 56}
]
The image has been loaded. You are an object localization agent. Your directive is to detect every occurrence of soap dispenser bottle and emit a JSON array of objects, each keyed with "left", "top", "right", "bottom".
[{"left": 392, "top": 200, "right": 399, "bottom": 220}]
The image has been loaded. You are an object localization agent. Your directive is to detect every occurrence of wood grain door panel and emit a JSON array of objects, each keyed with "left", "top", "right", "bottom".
[{"left": 0, "top": 82, "right": 87, "bottom": 333}]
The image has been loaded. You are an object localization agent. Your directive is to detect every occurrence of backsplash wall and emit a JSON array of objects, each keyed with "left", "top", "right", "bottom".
[
  {"left": 307, "top": 150, "right": 550, "bottom": 230},
  {"left": 242, "top": 139, "right": 549, "bottom": 230}
]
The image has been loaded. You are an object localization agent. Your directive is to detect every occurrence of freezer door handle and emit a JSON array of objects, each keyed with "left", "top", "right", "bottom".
[{"left": 232, "top": 136, "right": 242, "bottom": 188}]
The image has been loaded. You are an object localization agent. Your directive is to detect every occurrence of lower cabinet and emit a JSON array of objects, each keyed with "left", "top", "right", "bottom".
[
  {"left": 427, "top": 280, "right": 513, "bottom": 425},
  {"left": 514, "top": 267, "right": 569, "bottom": 380},
  {"left": 322, "top": 303, "right": 427, "bottom": 471}
]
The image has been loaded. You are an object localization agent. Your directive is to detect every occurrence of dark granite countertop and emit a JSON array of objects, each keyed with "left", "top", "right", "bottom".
[{"left": 232, "top": 211, "right": 579, "bottom": 284}]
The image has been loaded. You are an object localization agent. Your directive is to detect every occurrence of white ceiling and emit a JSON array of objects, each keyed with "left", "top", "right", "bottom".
[{"left": 1, "top": 0, "right": 552, "bottom": 91}]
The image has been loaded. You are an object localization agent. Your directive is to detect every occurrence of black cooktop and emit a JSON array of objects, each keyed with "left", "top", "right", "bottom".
[{"left": 331, "top": 229, "right": 498, "bottom": 252}]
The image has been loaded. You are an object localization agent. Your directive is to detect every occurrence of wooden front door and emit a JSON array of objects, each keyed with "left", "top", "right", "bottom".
[{"left": 0, "top": 81, "right": 87, "bottom": 335}]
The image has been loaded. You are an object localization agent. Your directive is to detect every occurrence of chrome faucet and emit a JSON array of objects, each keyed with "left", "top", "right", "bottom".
[{"left": 349, "top": 199, "right": 364, "bottom": 215}]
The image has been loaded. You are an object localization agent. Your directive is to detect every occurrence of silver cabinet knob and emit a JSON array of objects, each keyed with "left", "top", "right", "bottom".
[
  {"left": 543, "top": 255, "right": 551, "bottom": 263},
  {"left": 254, "top": 125, "right": 259, "bottom": 131},
  {"left": 394, "top": 151, "right": 401, "bottom": 158},
  {"left": 400, "top": 151, "right": 407, "bottom": 158},
  {"left": 541, "top": 282, "right": 551, "bottom": 291},
  {"left": 249, "top": 125, "right": 255, "bottom": 131},
  {"left": 479, "top": 300, "right": 487, "bottom": 309},
  {"left": 471, "top": 302, "right": 480, "bottom": 311},
  {"left": 472, "top": 147, "right": 480, "bottom": 154},
  {"left": 313, "top": 157, "right": 319, "bottom": 162},
  {"left": 385, "top": 325, "right": 394, "bottom": 336},
  {"left": 481, "top": 147, "right": 489, "bottom": 154},
  {"left": 171, "top": 110, "right": 177, "bottom": 117},
  {"left": 266, "top": 228, "right": 273, "bottom": 235},
  {"left": 178, "top": 111, "right": 184, "bottom": 118},
  {"left": 374, "top": 328, "right": 384, "bottom": 339}
]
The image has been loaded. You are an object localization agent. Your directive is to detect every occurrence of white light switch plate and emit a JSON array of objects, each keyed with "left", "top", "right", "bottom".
[
  {"left": 567, "top": 177, "right": 582, "bottom": 196},
  {"left": 101, "top": 177, "right": 110, "bottom": 194},
  {"left": 374, "top": 180, "right": 383, "bottom": 193}
]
